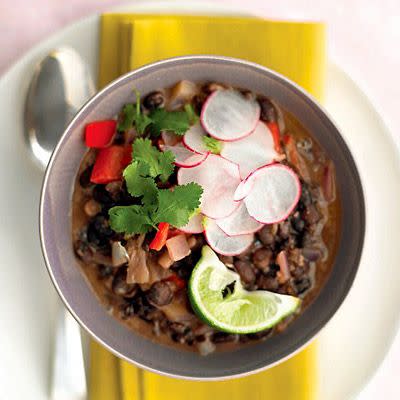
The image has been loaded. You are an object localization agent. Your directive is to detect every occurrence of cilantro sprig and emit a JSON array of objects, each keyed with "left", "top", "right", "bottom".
[
  {"left": 118, "top": 91, "right": 152, "bottom": 135},
  {"left": 202, "top": 136, "right": 222, "bottom": 154},
  {"left": 108, "top": 138, "right": 203, "bottom": 235},
  {"left": 118, "top": 90, "right": 197, "bottom": 137}
]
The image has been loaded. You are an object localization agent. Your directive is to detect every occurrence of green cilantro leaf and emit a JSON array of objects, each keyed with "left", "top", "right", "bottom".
[
  {"left": 117, "top": 91, "right": 152, "bottom": 135},
  {"left": 133, "top": 138, "right": 174, "bottom": 182},
  {"left": 184, "top": 104, "right": 199, "bottom": 125},
  {"left": 117, "top": 103, "right": 135, "bottom": 132},
  {"left": 109, "top": 205, "right": 154, "bottom": 234},
  {"left": 135, "top": 113, "right": 153, "bottom": 135},
  {"left": 202, "top": 136, "right": 223, "bottom": 154},
  {"left": 123, "top": 162, "right": 158, "bottom": 205},
  {"left": 149, "top": 108, "right": 191, "bottom": 136},
  {"left": 154, "top": 183, "right": 203, "bottom": 227},
  {"left": 109, "top": 99, "right": 204, "bottom": 236}
]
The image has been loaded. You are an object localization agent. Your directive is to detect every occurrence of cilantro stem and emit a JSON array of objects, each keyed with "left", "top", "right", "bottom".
[{"left": 135, "top": 89, "right": 141, "bottom": 118}]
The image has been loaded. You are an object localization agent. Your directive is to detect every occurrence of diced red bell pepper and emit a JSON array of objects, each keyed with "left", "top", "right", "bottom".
[
  {"left": 165, "top": 274, "right": 186, "bottom": 290},
  {"left": 266, "top": 122, "right": 282, "bottom": 154},
  {"left": 85, "top": 120, "right": 117, "bottom": 148},
  {"left": 121, "top": 144, "right": 133, "bottom": 166},
  {"left": 149, "top": 222, "right": 170, "bottom": 251},
  {"left": 282, "top": 134, "right": 310, "bottom": 181},
  {"left": 90, "top": 145, "right": 131, "bottom": 184}
]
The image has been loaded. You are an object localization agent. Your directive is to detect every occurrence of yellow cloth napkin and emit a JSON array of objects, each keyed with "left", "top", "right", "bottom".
[
  {"left": 98, "top": 14, "right": 326, "bottom": 99},
  {"left": 91, "top": 13, "right": 327, "bottom": 400}
]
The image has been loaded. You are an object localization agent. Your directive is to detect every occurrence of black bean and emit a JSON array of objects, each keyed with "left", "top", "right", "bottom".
[
  {"left": 146, "top": 309, "right": 165, "bottom": 322},
  {"left": 171, "top": 332, "right": 183, "bottom": 343},
  {"left": 171, "top": 259, "right": 193, "bottom": 280},
  {"left": 93, "top": 185, "right": 114, "bottom": 205},
  {"left": 256, "top": 274, "right": 279, "bottom": 291},
  {"left": 211, "top": 332, "right": 236, "bottom": 343},
  {"left": 115, "top": 184, "right": 137, "bottom": 207},
  {"left": 300, "top": 185, "right": 313, "bottom": 207},
  {"left": 252, "top": 248, "right": 272, "bottom": 271},
  {"left": 278, "top": 221, "right": 290, "bottom": 239},
  {"left": 219, "top": 255, "right": 234, "bottom": 265},
  {"left": 195, "top": 334, "right": 206, "bottom": 343},
  {"left": 131, "top": 294, "right": 156, "bottom": 320},
  {"left": 74, "top": 240, "right": 93, "bottom": 263},
  {"left": 86, "top": 215, "right": 114, "bottom": 249},
  {"left": 291, "top": 213, "right": 306, "bottom": 233},
  {"left": 113, "top": 131, "right": 125, "bottom": 145},
  {"left": 291, "top": 265, "right": 306, "bottom": 279},
  {"left": 143, "top": 91, "right": 165, "bottom": 110},
  {"left": 302, "top": 247, "right": 321, "bottom": 261},
  {"left": 258, "top": 226, "right": 275, "bottom": 246},
  {"left": 122, "top": 303, "right": 136, "bottom": 318},
  {"left": 146, "top": 281, "right": 173, "bottom": 306},
  {"left": 112, "top": 268, "right": 138, "bottom": 298},
  {"left": 258, "top": 97, "right": 277, "bottom": 122},
  {"left": 234, "top": 260, "right": 256, "bottom": 285},
  {"left": 97, "top": 264, "right": 114, "bottom": 279},
  {"left": 294, "top": 277, "right": 311, "bottom": 295},
  {"left": 79, "top": 165, "right": 93, "bottom": 188}
]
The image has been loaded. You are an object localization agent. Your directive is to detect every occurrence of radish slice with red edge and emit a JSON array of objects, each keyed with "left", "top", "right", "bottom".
[
  {"left": 244, "top": 164, "right": 301, "bottom": 224},
  {"left": 216, "top": 202, "right": 263, "bottom": 236},
  {"left": 179, "top": 213, "right": 204, "bottom": 234},
  {"left": 200, "top": 90, "right": 260, "bottom": 141},
  {"left": 162, "top": 143, "right": 209, "bottom": 168},
  {"left": 220, "top": 121, "right": 278, "bottom": 179},
  {"left": 204, "top": 218, "right": 254, "bottom": 256},
  {"left": 177, "top": 154, "right": 241, "bottom": 219},
  {"left": 233, "top": 175, "right": 255, "bottom": 201},
  {"left": 182, "top": 123, "right": 208, "bottom": 154}
]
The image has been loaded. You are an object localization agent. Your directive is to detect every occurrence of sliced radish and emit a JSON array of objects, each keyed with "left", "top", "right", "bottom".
[
  {"left": 200, "top": 90, "right": 260, "bottom": 141},
  {"left": 182, "top": 123, "right": 208, "bottom": 154},
  {"left": 179, "top": 213, "right": 204, "bottom": 234},
  {"left": 220, "top": 121, "right": 278, "bottom": 179},
  {"left": 233, "top": 176, "right": 255, "bottom": 201},
  {"left": 244, "top": 164, "right": 301, "bottom": 224},
  {"left": 162, "top": 143, "right": 208, "bottom": 168},
  {"left": 177, "top": 154, "right": 241, "bottom": 219},
  {"left": 204, "top": 218, "right": 254, "bottom": 256},
  {"left": 216, "top": 202, "right": 263, "bottom": 236}
]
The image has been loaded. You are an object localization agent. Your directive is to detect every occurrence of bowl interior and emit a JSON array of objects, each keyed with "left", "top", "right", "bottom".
[{"left": 40, "top": 56, "right": 364, "bottom": 379}]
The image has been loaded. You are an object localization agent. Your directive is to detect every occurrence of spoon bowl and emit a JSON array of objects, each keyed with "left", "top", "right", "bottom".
[{"left": 24, "top": 47, "right": 95, "bottom": 169}]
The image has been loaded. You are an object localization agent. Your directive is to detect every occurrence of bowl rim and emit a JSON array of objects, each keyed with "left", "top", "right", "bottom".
[{"left": 39, "top": 55, "right": 365, "bottom": 380}]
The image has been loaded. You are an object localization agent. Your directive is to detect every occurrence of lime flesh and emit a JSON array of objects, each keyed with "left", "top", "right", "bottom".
[{"left": 189, "top": 246, "right": 300, "bottom": 334}]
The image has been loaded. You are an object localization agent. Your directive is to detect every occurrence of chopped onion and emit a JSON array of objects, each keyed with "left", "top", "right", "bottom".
[
  {"left": 166, "top": 234, "right": 191, "bottom": 261},
  {"left": 276, "top": 250, "right": 290, "bottom": 284},
  {"left": 111, "top": 241, "right": 129, "bottom": 267}
]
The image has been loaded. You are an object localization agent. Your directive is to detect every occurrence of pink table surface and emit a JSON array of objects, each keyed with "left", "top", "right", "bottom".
[{"left": 1, "top": 0, "right": 399, "bottom": 399}]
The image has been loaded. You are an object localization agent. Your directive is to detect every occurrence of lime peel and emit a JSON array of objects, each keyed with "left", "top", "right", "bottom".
[{"left": 189, "top": 246, "right": 301, "bottom": 334}]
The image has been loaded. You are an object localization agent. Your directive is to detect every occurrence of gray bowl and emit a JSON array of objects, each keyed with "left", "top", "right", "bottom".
[{"left": 40, "top": 56, "right": 365, "bottom": 380}]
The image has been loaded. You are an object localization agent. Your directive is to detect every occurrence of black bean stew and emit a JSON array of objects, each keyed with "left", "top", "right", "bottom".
[{"left": 72, "top": 81, "right": 340, "bottom": 355}]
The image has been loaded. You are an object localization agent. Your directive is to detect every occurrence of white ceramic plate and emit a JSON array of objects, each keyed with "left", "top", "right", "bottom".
[{"left": 1, "top": 1, "right": 400, "bottom": 399}]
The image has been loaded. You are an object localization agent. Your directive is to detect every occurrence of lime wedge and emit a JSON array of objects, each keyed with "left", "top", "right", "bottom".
[{"left": 188, "top": 246, "right": 301, "bottom": 334}]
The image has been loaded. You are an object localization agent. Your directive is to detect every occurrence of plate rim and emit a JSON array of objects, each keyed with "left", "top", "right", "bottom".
[{"left": 0, "top": 0, "right": 399, "bottom": 398}]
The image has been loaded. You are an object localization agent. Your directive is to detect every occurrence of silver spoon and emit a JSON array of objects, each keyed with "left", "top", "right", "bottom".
[
  {"left": 25, "top": 47, "right": 95, "bottom": 169},
  {"left": 25, "top": 47, "right": 95, "bottom": 400}
]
